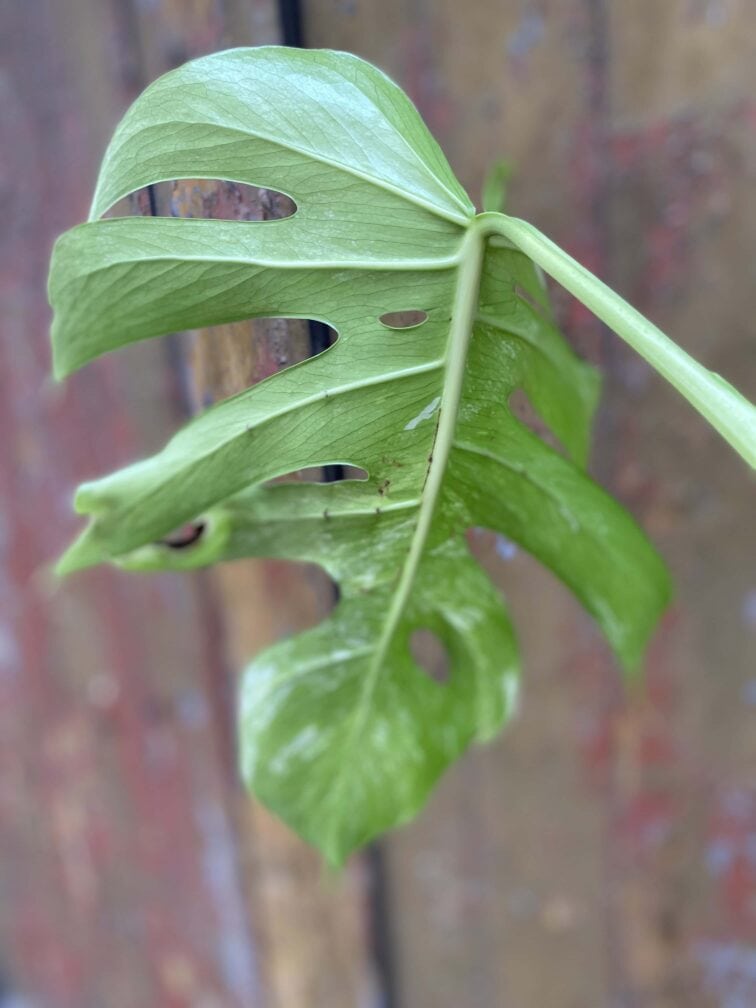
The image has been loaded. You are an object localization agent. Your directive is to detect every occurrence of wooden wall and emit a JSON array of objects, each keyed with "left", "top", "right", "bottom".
[{"left": 1, "top": 1, "right": 754, "bottom": 1005}]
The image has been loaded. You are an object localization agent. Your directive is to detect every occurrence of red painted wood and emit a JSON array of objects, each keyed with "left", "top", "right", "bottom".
[
  {"left": 304, "top": 2, "right": 756, "bottom": 1005},
  {"left": 3, "top": 2, "right": 755, "bottom": 1005},
  {"left": 0, "top": 3, "right": 263, "bottom": 1005}
]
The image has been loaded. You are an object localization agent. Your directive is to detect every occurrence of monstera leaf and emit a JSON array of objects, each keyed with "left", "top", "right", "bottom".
[{"left": 49, "top": 47, "right": 756, "bottom": 864}]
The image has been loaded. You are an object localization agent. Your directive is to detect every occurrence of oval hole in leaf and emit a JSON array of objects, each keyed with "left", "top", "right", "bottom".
[
  {"left": 309, "top": 320, "right": 339, "bottom": 354},
  {"left": 172, "top": 180, "right": 297, "bottom": 221},
  {"left": 410, "top": 628, "right": 450, "bottom": 684},
  {"left": 104, "top": 181, "right": 297, "bottom": 221},
  {"left": 160, "top": 521, "right": 206, "bottom": 549},
  {"left": 379, "top": 309, "right": 428, "bottom": 330},
  {"left": 274, "top": 465, "right": 368, "bottom": 484}
]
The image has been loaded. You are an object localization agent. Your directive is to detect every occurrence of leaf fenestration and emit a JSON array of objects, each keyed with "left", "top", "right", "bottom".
[{"left": 49, "top": 47, "right": 753, "bottom": 863}]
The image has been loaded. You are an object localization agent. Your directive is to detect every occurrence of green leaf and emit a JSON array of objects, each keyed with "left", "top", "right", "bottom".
[
  {"left": 481, "top": 159, "right": 513, "bottom": 213},
  {"left": 49, "top": 46, "right": 753, "bottom": 863}
]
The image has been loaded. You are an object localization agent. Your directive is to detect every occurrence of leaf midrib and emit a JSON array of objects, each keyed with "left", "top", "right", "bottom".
[{"left": 321, "top": 224, "right": 487, "bottom": 857}]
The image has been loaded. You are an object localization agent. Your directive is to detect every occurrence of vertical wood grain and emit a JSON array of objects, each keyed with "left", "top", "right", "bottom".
[
  {"left": 603, "top": 3, "right": 756, "bottom": 1003},
  {"left": 126, "top": 3, "right": 377, "bottom": 1006},
  {"left": 1, "top": 1, "right": 374, "bottom": 1006},
  {"left": 4, "top": 2, "right": 755, "bottom": 1006},
  {"left": 303, "top": 2, "right": 756, "bottom": 1006},
  {"left": 304, "top": 3, "right": 613, "bottom": 1005},
  {"left": 0, "top": 2, "right": 263, "bottom": 1005}
]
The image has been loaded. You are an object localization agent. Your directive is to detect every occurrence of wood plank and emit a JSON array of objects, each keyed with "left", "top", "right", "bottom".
[
  {"left": 1, "top": 2, "right": 375, "bottom": 1006},
  {"left": 304, "top": 3, "right": 613, "bottom": 1005},
  {"left": 303, "top": 2, "right": 756, "bottom": 1005},
  {"left": 10, "top": 3, "right": 752, "bottom": 1004},
  {"left": 125, "top": 3, "right": 377, "bottom": 1006},
  {"left": 0, "top": 2, "right": 263, "bottom": 1005},
  {"left": 603, "top": 2, "right": 756, "bottom": 1002}
]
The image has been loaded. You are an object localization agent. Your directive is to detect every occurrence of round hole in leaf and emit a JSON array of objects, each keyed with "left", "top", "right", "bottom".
[
  {"left": 410, "top": 628, "right": 450, "bottom": 684},
  {"left": 379, "top": 309, "right": 428, "bottom": 330},
  {"left": 160, "top": 521, "right": 206, "bottom": 549}
]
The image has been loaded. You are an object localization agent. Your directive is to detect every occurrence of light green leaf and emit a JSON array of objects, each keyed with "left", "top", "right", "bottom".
[
  {"left": 481, "top": 159, "right": 513, "bottom": 213},
  {"left": 49, "top": 47, "right": 752, "bottom": 863}
]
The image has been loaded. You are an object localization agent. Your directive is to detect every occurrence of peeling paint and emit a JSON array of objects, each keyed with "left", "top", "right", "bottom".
[{"left": 195, "top": 801, "right": 262, "bottom": 1005}]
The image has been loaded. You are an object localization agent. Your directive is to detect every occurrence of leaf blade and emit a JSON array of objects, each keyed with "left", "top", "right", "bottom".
[
  {"left": 49, "top": 47, "right": 700, "bottom": 861},
  {"left": 90, "top": 47, "right": 474, "bottom": 224}
]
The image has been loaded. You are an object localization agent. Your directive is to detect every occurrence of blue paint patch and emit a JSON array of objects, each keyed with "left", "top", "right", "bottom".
[
  {"left": 705, "top": 0, "right": 730, "bottom": 27},
  {"left": 706, "top": 838, "right": 735, "bottom": 877},
  {"left": 495, "top": 536, "right": 518, "bottom": 561},
  {"left": 177, "top": 688, "right": 209, "bottom": 730},
  {"left": 722, "top": 788, "right": 753, "bottom": 819},
  {"left": 506, "top": 12, "right": 545, "bottom": 61},
  {"left": 741, "top": 590, "right": 756, "bottom": 628},
  {"left": 195, "top": 800, "right": 264, "bottom": 1003},
  {"left": 696, "top": 941, "right": 756, "bottom": 1008}
]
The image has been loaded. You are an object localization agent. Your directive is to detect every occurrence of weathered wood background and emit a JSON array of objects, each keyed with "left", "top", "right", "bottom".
[{"left": 2, "top": 1, "right": 755, "bottom": 1005}]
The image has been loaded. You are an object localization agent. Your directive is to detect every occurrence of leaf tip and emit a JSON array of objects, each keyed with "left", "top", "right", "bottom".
[
  {"left": 49, "top": 316, "right": 79, "bottom": 381},
  {"left": 481, "top": 160, "right": 513, "bottom": 213},
  {"left": 55, "top": 527, "right": 105, "bottom": 576},
  {"left": 51, "top": 353, "right": 70, "bottom": 383},
  {"left": 615, "top": 566, "right": 675, "bottom": 684}
]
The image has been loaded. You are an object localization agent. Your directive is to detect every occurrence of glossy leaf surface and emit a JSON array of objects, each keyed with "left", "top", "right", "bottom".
[{"left": 49, "top": 48, "right": 754, "bottom": 862}]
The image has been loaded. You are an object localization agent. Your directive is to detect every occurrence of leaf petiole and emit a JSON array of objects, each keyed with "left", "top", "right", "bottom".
[{"left": 477, "top": 212, "right": 756, "bottom": 469}]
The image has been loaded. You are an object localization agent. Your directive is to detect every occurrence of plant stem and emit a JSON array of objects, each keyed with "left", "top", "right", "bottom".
[
  {"left": 376, "top": 225, "right": 485, "bottom": 650},
  {"left": 477, "top": 212, "right": 756, "bottom": 469}
]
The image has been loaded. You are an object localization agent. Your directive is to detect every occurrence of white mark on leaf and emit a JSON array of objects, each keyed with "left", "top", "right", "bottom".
[{"left": 404, "top": 396, "right": 441, "bottom": 431}]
